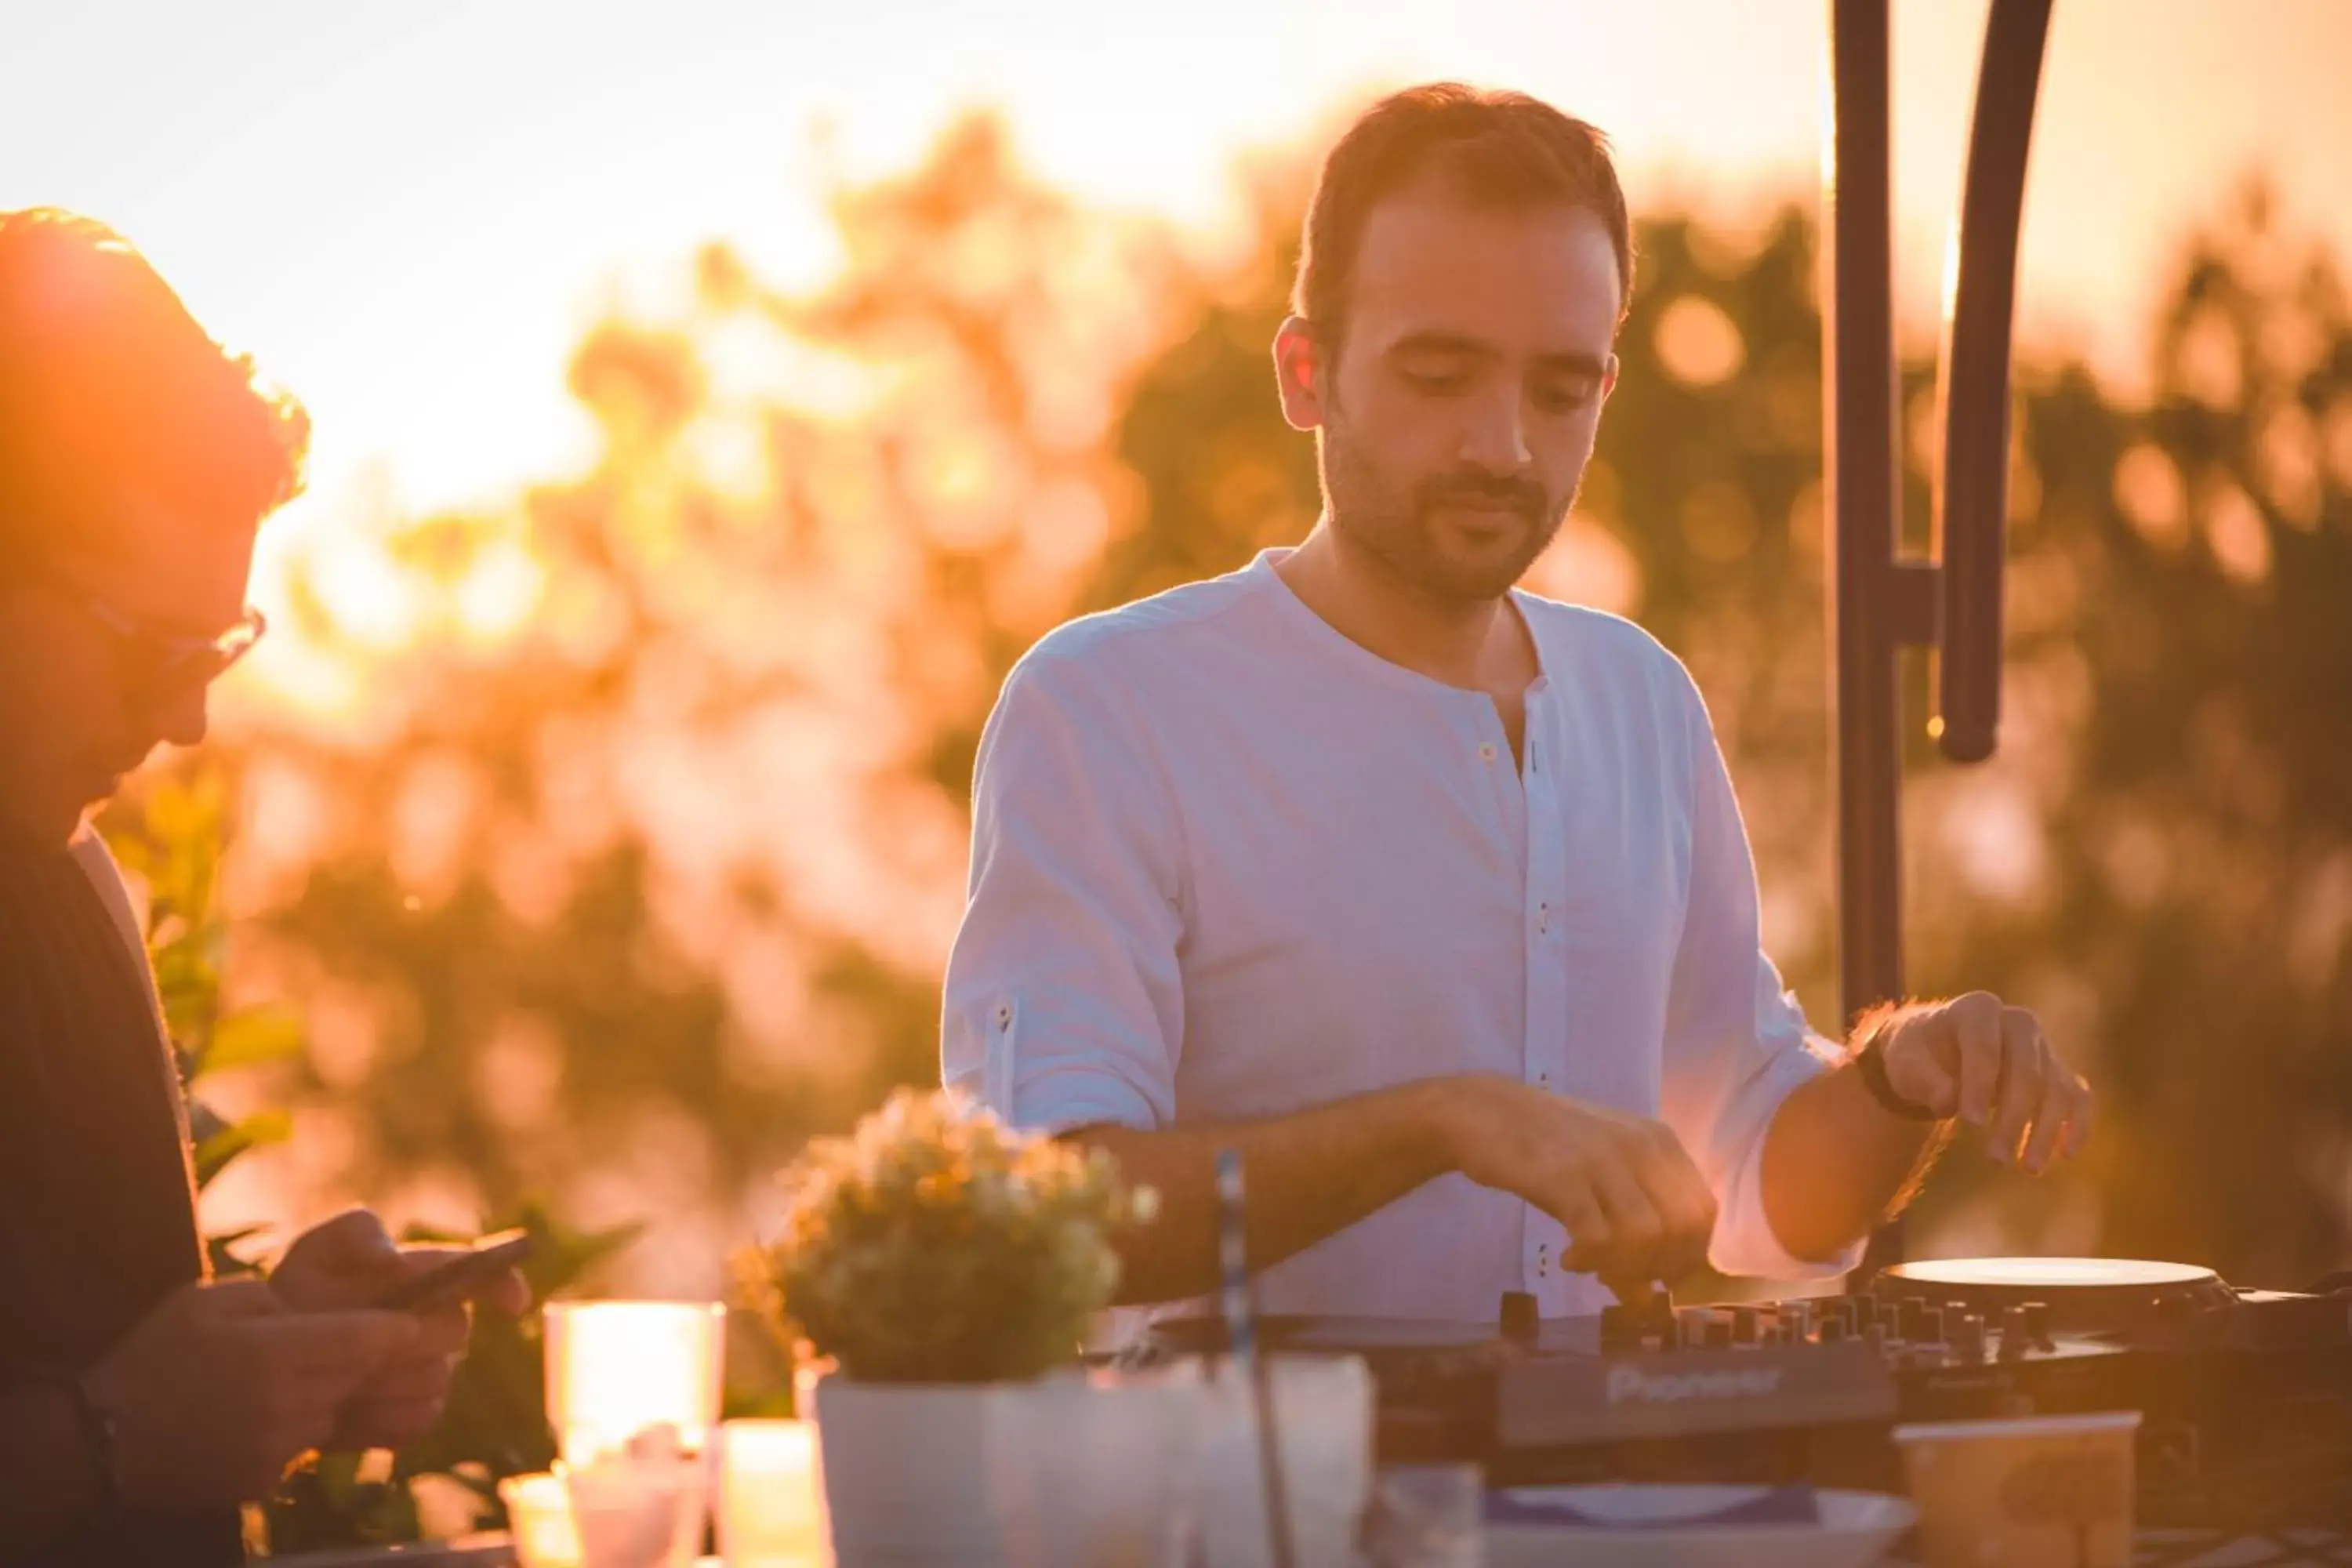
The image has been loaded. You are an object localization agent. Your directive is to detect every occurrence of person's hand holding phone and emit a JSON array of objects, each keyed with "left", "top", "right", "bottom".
[
  {"left": 270, "top": 1209, "right": 533, "bottom": 1450},
  {"left": 85, "top": 1279, "right": 419, "bottom": 1508}
]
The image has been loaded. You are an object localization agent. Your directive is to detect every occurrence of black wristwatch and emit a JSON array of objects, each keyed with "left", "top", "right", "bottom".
[{"left": 1854, "top": 1022, "right": 1944, "bottom": 1122}]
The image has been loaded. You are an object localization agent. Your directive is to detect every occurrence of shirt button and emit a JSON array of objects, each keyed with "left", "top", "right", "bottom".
[
  {"left": 1537, "top": 902, "right": 1551, "bottom": 934},
  {"left": 1479, "top": 742, "right": 1498, "bottom": 763}
]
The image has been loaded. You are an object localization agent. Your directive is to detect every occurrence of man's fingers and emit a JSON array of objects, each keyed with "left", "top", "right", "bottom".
[
  {"left": 2063, "top": 1073, "right": 2096, "bottom": 1159},
  {"left": 1987, "top": 1011, "right": 2046, "bottom": 1163},
  {"left": 1950, "top": 996, "right": 2003, "bottom": 1127},
  {"left": 1549, "top": 1173, "right": 1614, "bottom": 1276},
  {"left": 354, "top": 1352, "right": 459, "bottom": 1406},
  {"left": 274, "top": 1404, "right": 345, "bottom": 1463},
  {"left": 408, "top": 1301, "right": 470, "bottom": 1359},
  {"left": 1592, "top": 1163, "right": 1668, "bottom": 1283},
  {"left": 299, "top": 1210, "right": 403, "bottom": 1269},
  {"left": 249, "top": 1310, "right": 422, "bottom": 1385},
  {"left": 482, "top": 1269, "right": 535, "bottom": 1317},
  {"left": 274, "top": 1209, "right": 410, "bottom": 1312},
  {"left": 256, "top": 1374, "right": 359, "bottom": 1461},
  {"left": 2020, "top": 1060, "right": 2075, "bottom": 1174},
  {"left": 202, "top": 1279, "right": 294, "bottom": 1320},
  {"left": 1638, "top": 1131, "right": 1718, "bottom": 1282}
]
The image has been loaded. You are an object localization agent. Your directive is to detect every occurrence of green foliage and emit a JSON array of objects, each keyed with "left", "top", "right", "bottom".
[
  {"left": 746, "top": 1090, "right": 1148, "bottom": 1384},
  {"left": 99, "top": 768, "right": 302, "bottom": 1274}
]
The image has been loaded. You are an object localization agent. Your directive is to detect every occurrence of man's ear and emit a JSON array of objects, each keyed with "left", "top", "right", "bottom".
[
  {"left": 1600, "top": 351, "right": 1621, "bottom": 404},
  {"left": 1272, "top": 315, "right": 1328, "bottom": 434}
]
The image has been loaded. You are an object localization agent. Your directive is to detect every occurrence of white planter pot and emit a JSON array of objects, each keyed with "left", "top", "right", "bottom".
[
  {"left": 810, "top": 1359, "right": 1367, "bottom": 1568},
  {"left": 809, "top": 1374, "right": 1022, "bottom": 1568},
  {"left": 987, "top": 1371, "right": 1201, "bottom": 1568}
]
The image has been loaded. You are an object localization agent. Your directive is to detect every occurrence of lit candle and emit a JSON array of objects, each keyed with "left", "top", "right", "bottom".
[
  {"left": 543, "top": 1301, "right": 728, "bottom": 1465},
  {"left": 499, "top": 1471, "right": 583, "bottom": 1568},
  {"left": 716, "top": 1419, "right": 828, "bottom": 1566}
]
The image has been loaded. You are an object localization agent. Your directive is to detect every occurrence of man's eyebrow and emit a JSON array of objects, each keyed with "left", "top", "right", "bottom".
[{"left": 1384, "top": 332, "right": 1610, "bottom": 377}]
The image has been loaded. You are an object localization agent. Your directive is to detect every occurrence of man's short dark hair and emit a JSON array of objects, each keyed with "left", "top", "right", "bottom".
[
  {"left": 1293, "top": 82, "right": 1635, "bottom": 356},
  {"left": 0, "top": 209, "right": 310, "bottom": 572}
]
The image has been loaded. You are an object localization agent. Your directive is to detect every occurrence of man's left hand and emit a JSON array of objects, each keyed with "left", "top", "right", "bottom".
[
  {"left": 270, "top": 1209, "right": 532, "bottom": 1450},
  {"left": 1878, "top": 992, "right": 2093, "bottom": 1174}
]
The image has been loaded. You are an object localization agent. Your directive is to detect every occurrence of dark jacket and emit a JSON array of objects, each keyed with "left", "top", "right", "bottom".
[{"left": 0, "top": 830, "right": 244, "bottom": 1566}]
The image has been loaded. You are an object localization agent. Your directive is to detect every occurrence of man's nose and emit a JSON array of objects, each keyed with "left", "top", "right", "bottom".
[
  {"left": 151, "top": 684, "right": 210, "bottom": 750},
  {"left": 1457, "top": 387, "right": 1534, "bottom": 476}
]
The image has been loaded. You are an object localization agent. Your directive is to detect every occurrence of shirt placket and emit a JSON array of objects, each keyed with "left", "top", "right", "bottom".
[{"left": 1519, "top": 678, "right": 1572, "bottom": 1303}]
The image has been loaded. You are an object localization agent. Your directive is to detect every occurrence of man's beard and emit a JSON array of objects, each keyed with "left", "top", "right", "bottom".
[{"left": 1319, "top": 405, "right": 1571, "bottom": 603}]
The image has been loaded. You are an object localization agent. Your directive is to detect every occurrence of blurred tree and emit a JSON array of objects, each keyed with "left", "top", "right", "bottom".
[
  {"left": 1911, "top": 187, "right": 2352, "bottom": 1283},
  {"left": 210, "top": 111, "right": 1181, "bottom": 1292},
  {"left": 198, "top": 99, "right": 2347, "bottom": 1301},
  {"left": 1091, "top": 162, "right": 2352, "bottom": 1287}
]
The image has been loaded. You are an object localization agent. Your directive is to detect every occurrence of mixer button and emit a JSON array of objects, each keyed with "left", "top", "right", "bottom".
[
  {"left": 1997, "top": 1305, "right": 2030, "bottom": 1360},
  {"left": 1731, "top": 1307, "right": 1759, "bottom": 1345},
  {"left": 2021, "top": 1300, "right": 2053, "bottom": 1348},
  {"left": 1599, "top": 1303, "right": 1632, "bottom": 1348}
]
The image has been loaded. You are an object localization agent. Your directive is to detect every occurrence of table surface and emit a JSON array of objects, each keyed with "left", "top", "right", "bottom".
[
  {"left": 1896, "top": 1532, "right": 2352, "bottom": 1567},
  {"left": 268, "top": 1533, "right": 2352, "bottom": 1567}
]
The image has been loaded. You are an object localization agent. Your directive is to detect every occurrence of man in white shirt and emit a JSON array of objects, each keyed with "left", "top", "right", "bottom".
[{"left": 941, "top": 83, "right": 2093, "bottom": 1321}]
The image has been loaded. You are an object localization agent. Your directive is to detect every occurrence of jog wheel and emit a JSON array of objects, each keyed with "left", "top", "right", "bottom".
[{"left": 1871, "top": 1258, "right": 2234, "bottom": 1335}]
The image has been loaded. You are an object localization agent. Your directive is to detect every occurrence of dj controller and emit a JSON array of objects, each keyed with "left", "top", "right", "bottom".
[{"left": 1142, "top": 1258, "right": 2352, "bottom": 1531}]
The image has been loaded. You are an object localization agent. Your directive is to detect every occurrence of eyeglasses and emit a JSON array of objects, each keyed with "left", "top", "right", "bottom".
[{"left": 75, "top": 591, "right": 268, "bottom": 702}]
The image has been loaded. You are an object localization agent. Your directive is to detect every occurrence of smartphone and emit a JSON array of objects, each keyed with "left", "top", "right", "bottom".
[{"left": 370, "top": 1229, "right": 534, "bottom": 1314}]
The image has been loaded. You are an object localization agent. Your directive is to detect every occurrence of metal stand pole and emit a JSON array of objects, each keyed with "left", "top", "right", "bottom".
[{"left": 1824, "top": 0, "right": 2052, "bottom": 1278}]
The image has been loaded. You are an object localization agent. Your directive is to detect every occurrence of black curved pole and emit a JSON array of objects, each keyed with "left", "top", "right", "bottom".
[
  {"left": 1935, "top": 0, "right": 2055, "bottom": 764},
  {"left": 1827, "top": 0, "right": 2053, "bottom": 1277},
  {"left": 1824, "top": 0, "right": 1907, "bottom": 1063}
]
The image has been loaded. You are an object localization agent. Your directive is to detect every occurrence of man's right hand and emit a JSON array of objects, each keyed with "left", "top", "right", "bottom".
[
  {"left": 1434, "top": 1076, "right": 1719, "bottom": 1294},
  {"left": 83, "top": 1278, "right": 420, "bottom": 1509}
]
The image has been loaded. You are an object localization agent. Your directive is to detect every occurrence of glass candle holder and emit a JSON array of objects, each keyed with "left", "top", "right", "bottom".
[
  {"left": 716, "top": 1418, "right": 826, "bottom": 1566},
  {"left": 499, "top": 1471, "right": 584, "bottom": 1568},
  {"left": 543, "top": 1300, "right": 728, "bottom": 1465}
]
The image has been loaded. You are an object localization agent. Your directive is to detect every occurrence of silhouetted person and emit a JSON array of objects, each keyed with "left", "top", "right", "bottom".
[{"left": 0, "top": 209, "right": 526, "bottom": 1566}]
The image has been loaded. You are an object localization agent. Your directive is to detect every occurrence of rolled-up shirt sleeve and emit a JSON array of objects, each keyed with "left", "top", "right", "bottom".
[
  {"left": 942, "top": 646, "right": 1189, "bottom": 1134},
  {"left": 1657, "top": 670, "right": 1863, "bottom": 1280}
]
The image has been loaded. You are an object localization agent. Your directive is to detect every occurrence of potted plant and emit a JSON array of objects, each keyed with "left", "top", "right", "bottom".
[{"left": 744, "top": 1088, "right": 1152, "bottom": 1565}]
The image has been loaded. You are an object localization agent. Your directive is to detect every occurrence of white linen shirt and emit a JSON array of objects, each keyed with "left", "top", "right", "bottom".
[{"left": 942, "top": 548, "right": 1857, "bottom": 1321}]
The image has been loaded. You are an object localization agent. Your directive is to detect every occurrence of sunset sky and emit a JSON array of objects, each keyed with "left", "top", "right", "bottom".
[{"left": 11, "top": 0, "right": 2351, "bottom": 561}]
